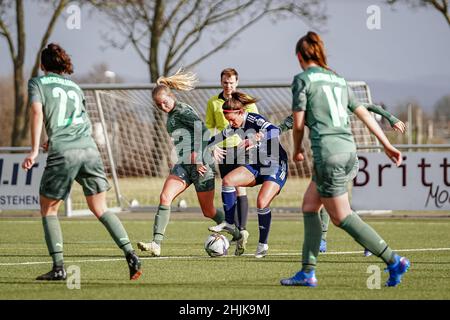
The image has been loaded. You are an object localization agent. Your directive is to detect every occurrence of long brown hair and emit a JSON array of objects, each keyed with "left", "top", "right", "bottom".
[
  {"left": 222, "top": 92, "right": 258, "bottom": 112},
  {"left": 41, "top": 43, "right": 73, "bottom": 75},
  {"left": 296, "top": 31, "right": 331, "bottom": 72}
]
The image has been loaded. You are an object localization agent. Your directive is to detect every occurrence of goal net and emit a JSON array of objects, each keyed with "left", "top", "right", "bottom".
[{"left": 68, "top": 82, "right": 378, "bottom": 212}]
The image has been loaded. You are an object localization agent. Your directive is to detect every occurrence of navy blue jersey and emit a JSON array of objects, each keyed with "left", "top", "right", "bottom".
[{"left": 208, "top": 112, "right": 288, "bottom": 166}]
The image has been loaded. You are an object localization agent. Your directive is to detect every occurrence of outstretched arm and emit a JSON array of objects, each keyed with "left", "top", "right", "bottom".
[
  {"left": 363, "top": 103, "right": 405, "bottom": 133},
  {"left": 353, "top": 106, "right": 402, "bottom": 166}
]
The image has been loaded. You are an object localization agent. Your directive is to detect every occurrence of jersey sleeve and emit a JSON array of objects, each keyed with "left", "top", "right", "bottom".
[
  {"left": 292, "top": 76, "right": 307, "bottom": 112},
  {"left": 28, "top": 78, "right": 43, "bottom": 105},
  {"left": 278, "top": 114, "right": 294, "bottom": 133},
  {"left": 363, "top": 103, "right": 400, "bottom": 126},
  {"left": 208, "top": 126, "right": 235, "bottom": 147},
  {"left": 347, "top": 85, "right": 360, "bottom": 113},
  {"left": 253, "top": 116, "right": 280, "bottom": 141}
]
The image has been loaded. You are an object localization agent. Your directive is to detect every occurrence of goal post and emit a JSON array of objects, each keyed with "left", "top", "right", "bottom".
[{"left": 65, "top": 82, "right": 379, "bottom": 214}]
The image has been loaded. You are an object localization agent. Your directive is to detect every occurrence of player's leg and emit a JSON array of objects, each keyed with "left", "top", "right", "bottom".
[
  {"left": 254, "top": 181, "right": 280, "bottom": 258},
  {"left": 322, "top": 152, "right": 409, "bottom": 287},
  {"left": 319, "top": 206, "right": 330, "bottom": 252},
  {"left": 35, "top": 150, "right": 78, "bottom": 281},
  {"left": 138, "top": 172, "right": 188, "bottom": 256},
  {"left": 280, "top": 180, "right": 321, "bottom": 287},
  {"left": 194, "top": 165, "right": 225, "bottom": 225},
  {"left": 209, "top": 166, "right": 255, "bottom": 239},
  {"left": 236, "top": 187, "right": 249, "bottom": 231},
  {"left": 78, "top": 148, "right": 142, "bottom": 279},
  {"left": 85, "top": 192, "right": 141, "bottom": 280},
  {"left": 37, "top": 196, "right": 66, "bottom": 281}
]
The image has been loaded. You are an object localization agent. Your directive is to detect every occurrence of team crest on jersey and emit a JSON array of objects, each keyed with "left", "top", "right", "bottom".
[{"left": 256, "top": 118, "right": 265, "bottom": 127}]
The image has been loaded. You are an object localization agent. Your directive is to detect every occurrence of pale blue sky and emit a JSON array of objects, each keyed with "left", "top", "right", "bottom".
[{"left": 1, "top": 0, "right": 449, "bottom": 111}]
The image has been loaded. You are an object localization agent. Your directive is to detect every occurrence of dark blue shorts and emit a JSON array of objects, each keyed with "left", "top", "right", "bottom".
[{"left": 244, "top": 160, "right": 288, "bottom": 190}]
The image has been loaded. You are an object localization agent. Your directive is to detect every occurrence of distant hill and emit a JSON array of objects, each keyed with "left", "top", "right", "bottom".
[{"left": 363, "top": 76, "right": 450, "bottom": 115}]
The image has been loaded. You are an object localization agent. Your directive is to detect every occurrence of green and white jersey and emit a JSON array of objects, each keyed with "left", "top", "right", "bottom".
[
  {"left": 28, "top": 73, "right": 96, "bottom": 154},
  {"left": 292, "top": 66, "right": 359, "bottom": 158},
  {"left": 166, "top": 101, "right": 209, "bottom": 164}
]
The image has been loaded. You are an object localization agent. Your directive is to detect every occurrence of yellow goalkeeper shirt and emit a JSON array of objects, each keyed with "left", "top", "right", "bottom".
[{"left": 205, "top": 92, "right": 259, "bottom": 148}]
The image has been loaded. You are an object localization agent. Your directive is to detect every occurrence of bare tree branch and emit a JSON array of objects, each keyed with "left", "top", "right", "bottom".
[
  {"left": 91, "top": 0, "right": 327, "bottom": 81},
  {"left": 387, "top": 0, "right": 450, "bottom": 25},
  {"left": 30, "top": 0, "right": 68, "bottom": 78}
]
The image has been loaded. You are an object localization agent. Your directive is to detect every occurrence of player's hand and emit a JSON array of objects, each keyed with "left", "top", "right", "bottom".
[
  {"left": 293, "top": 152, "right": 305, "bottom": 162},
  {"left": 42, "top": 140, "right": 49, "bottom": 152},
  {"left": 212, "top": 146, "right": 226, "bottom": 162},
  {"left": 254, "top": 132, "right": 264, "bottom": 142},
  {"left": 384, "top": 145, "right": 402, "bottom": 167},
  {"left": 238, "top": 138, "right": 257, "bottom": 151},
  {"left": 392, "top": 120, "right": 406, "bottom": 134},
  {"left": 197, "top": 164, "right": 208, "bottom": 176},
  {"left": 22, "top": 150, "right": 38, "bottom": 171}
]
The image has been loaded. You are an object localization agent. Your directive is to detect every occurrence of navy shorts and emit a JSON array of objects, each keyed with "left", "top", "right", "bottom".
[{"left": 244, "top": 160, "right": 288, "bottom": 190}]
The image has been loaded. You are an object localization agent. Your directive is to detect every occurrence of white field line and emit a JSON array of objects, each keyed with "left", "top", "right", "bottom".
[{"left": 1, "top": 247, "right": 450, "bottom": 267}]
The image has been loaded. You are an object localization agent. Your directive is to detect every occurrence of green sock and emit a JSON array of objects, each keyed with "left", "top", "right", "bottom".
[
  {"left": 42, "top": 216, "right": 64, "bottom": 267},
  {"left": 99, "top": 211, "right": 133, "bottom": 255},
  {"left": 153, "top": 204, "right": 171, "bottom": 245},
  {"left": 212, "top": 209, "right": 225, "bottom": 224},
  {"left": 339, "top": 211, "right": 395, "bottom": 264},
  {"left": 319, "top": 207, "right": 330, "bottom": 241},
  {"left": 302, "top": 212, "right": 322, "bottom": 273}
]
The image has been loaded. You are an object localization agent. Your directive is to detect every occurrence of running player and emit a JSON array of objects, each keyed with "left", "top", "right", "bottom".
[
  {"left": 280, "top": 32, "right": 410, "bottom": 287},
  {"left": 279, "top": 107, "right": 405, "bottom": 255},
  {"left": 137, "top": 70, "right": 243, "bottom": 257},
  {"left": 22, "top": 43, "right": 142, "bottom": 281},
  {"left": 205, "top": 68, "right": 258, "bottom": 251},
  {"left": 207, "top": 92, "right": 288, "bottom": 258}
]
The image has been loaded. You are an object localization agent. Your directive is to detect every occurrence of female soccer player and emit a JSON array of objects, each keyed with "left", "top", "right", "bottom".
[
  {"left": 136, "top": 70, "right": 242, "bottom": 257},
  {"left": 207, "top": 92, "right": 288, "bottom": 258},
  {"left": 205, "top": 68, "right": 258, "bottom": 250},
  {"left": 22, "top": 43, "right": 142, "bottom": 281},
  {"left": 280, "top": 32, "right": 410, "bottom": 287},
  {"left": 279, "top": 108, "right": 405, "bottom": 255}
]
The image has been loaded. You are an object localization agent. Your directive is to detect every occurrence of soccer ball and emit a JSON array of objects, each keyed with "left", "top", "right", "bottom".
[
  {"left": 204, "top": 233, "right": 229, "bottom": 257},
  {"left": 178, "top": 199, "right": 187, "bottom": 209}
]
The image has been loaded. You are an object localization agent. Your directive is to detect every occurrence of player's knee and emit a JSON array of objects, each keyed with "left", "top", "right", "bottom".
[
  {"left": 222, "top": 176, "right": 234, "bottom": 187},
  {"left": 257, "top": 196, "right": 270, "bottom": 209},
  {"left": 159, "top": 192, "right": 173, "bottom": 205},
  {"left": 330, "top": 215, "right": 343, "bottom": 226},
  {"left": 236, "top": 187, "right": 247, "bottom": 196}
]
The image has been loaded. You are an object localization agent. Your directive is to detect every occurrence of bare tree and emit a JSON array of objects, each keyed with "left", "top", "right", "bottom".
[
  {"left": 387, "top": 0, "right": 450, "bottom": 26},
  {"left": 0, "top": 0, "right": 68, "bottom": 146},
  {"left": 90, "top": 0, "right": 327, "bottom": 82}
]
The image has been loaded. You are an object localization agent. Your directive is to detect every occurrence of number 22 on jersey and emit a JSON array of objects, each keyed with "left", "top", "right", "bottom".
[{"left": 52, "top": 87, "right": 84, "bottom": 127}]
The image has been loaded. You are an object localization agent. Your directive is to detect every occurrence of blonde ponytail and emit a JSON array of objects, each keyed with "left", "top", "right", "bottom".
[{"left": 156, "top": 68, "right": 198, "bottom": 91}]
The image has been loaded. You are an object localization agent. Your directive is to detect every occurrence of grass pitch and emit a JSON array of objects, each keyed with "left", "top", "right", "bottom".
[{"left": 1, "top": 214, "right": 450, "bottom": 300}]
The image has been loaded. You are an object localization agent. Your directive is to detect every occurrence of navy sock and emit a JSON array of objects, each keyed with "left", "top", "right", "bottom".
[
  {"left": 257, "top": 208, "right": 272, "bottom": 244},
  {"left": 222, "top": 186, "right": 236, "bottom": 224}
]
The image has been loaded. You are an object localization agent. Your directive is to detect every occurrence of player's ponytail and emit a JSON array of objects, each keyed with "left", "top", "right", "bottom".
[
  {"left": 152, "top": 68, "right": 198, "bottom": 100},
  {"left": 222, "top": 92, "right": 258, "bottom": 112},
  {"left": 41, "top": 43, "right": 74, "bottom": 75},
  {"left": 296, "top": 31, "right": 333, "bottom": 73}
]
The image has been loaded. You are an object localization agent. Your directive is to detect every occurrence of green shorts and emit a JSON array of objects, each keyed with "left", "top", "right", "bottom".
[
  {"left": 312, "top": 152, "right": 358, "bottom": 198},
  {"left": 40, "top": 148, "right": 111, "bottom": 200},
  {"left": 170, "top": 164, "right": 215, "bottom": 192}
]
